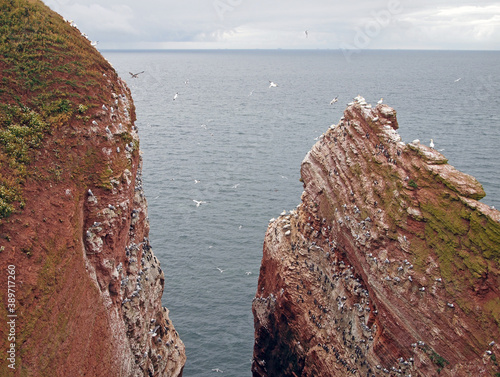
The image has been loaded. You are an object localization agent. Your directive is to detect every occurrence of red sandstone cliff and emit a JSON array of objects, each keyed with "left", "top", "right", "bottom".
[
  {"left": 253, "top": 96, "right": 500, "bottom": 376},
  {"left": 0, "top": 1, "right": 185, "bottom": 375}
]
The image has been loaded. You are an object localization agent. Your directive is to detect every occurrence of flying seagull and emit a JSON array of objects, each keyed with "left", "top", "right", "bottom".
[
  {"left": 330, "top": 96, "right": 338, "bottom": 105},
  {"left": 129, "top": 71, "right": 144, "bottom": 78},
  {"left": 215, "top": 267, "right": 224, "bottom": 273},
  {"left": 454, "top": 78, "right": 462, "bottom": 82},
  {"left": 269, "top": 81, "right": 278, "bottom": 88},
  {"left": 193, "top": 200, "right": 206, "bottom": 207},
  {"left": 173, "top": 92, "right": 178, "bottom": 100}
]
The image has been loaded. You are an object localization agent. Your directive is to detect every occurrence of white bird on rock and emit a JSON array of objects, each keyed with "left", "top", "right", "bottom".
[
  {"left": 377, "top": 98, "right": 383, "bottom": 105},
  {"left": 430, "top": 139, "right": 435, "bottom": 149}
]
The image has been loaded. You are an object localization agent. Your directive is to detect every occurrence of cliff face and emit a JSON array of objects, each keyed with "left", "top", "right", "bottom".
[
  {"left": 252, "top": 96, "right": 500, "bottom": 376},
  {"left": 0, "top": 1, "right": 185, "bottom": 375}
]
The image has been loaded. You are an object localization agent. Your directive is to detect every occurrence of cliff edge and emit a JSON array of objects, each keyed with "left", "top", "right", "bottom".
[
  {"left": 0, "top": 1, "right": 185, "bottom": 375},
  {"left": 253, "top": 96, "right": 500, "bottom": 376}
]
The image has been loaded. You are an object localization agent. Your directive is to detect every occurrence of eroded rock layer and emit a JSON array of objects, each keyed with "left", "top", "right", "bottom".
[
  {"left": 0, "top": 1, "right": 185, "bottom": 375},
  {"left": 253, "top": 97, "right": 500, "bottom": 377}
]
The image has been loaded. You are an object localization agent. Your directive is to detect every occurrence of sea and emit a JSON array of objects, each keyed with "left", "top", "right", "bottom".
[{"left": 102, "top": 49, "right": 500, "bottom": 376}]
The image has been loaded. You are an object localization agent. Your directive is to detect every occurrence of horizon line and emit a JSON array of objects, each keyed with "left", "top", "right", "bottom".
[{"left": 100, "top": 47, "right": 500, "bottom": 53}]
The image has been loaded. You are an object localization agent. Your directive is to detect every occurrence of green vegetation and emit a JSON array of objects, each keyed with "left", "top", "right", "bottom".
[
  {"left": 0, "top": 0, "right": 110, "bottom": 109},
  {"left": 429, "top": 350, "right": 449, "bottom": 369},
  {"left": 0, "top": 0, "right": 118, "bottom": 220},
  {"left": 0, "top": 104, "right": 49, "bottom": 218}
]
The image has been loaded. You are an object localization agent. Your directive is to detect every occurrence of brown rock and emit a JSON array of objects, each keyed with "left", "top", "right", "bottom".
[
  {"left": 253, "top": 96, "right": 500, "bottom": 377},
  {"left": 0, "top": 1, "right": 185, "bottom": 375}
]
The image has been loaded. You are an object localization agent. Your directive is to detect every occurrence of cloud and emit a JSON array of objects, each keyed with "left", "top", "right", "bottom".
[
  {"left": 392, "top": 4, "right": 500, "bottom": 48},
  {"left": 41, "top": 0, "right": 500, "bottom": 50}
]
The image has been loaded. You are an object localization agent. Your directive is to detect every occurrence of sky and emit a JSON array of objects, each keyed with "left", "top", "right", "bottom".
[{"left": 41, "top": 0, "right": 500, "bottom": 50}]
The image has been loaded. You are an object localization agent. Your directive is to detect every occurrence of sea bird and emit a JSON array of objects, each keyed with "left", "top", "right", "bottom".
[
  {"left": 269, "top": 81, "right": 278, "bottom": 88},
  {"left": 377, "top": 98, "right": 383, "bottom": 105},
  {"left": 215, "top": 267, "right": 224, "bottom": 273},
  {"left": 430, "top": 139, "right": 435, "bottom": 149},
  {"left": 330, "top": 96, "right": 338, "bottom": 105},
  {"left": 173, "top": 92, "right": 178, "bottom": 100},
  {"left": 193, "top": 200, "right": 206, "bottom": 207},
  {"left": 454, "top": 77, "right": 462, "bottom": 82},
  {"left": 129, "top": 71, "right": 144, "bottom": 78}
]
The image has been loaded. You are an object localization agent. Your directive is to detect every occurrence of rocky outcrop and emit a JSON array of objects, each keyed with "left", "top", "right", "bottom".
[
  {"left": 0, "top": 1, "right": 185, "bottom": 375},
  {"left": 252, "top": 96, "right": 500, "bottom": 376}
]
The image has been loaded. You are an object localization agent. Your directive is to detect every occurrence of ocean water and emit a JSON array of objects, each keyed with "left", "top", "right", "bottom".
[{"left": 103, "top": 50, "right": 500, "bottom": 376}]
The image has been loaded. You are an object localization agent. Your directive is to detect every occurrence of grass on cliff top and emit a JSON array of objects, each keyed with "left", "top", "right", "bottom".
[{"left": 0, "top": 0, "right": 114, "bottom": 221}]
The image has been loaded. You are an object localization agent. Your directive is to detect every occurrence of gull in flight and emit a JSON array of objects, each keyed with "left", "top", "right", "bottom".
[
  {"left": 129, "top": 71, "right": 144, "bottom": 78},
  {"left": 377, "top": 98, "right": 384, "bottom": 105},
  {"left": 454, "top": 78, "right": 462, "bottom": 82},
  {"left": 269, "top": 81, "right": 278, "bottom": 88},
  {"left": 173, "top": 92, "right": 178, "bottom": 100},
  {"left": 212, "top": 368, "right": 224, "bottom": 373},
  {"left": 194, "top": 179, "right": 200, "bottom": 184},
  {"left": 330, "top": 96, "right": 338, "bottom": 105},
  {"left": 193, "top": 200, "right": 206, "bottom": 207},
  {"left": 215, "top": 267, "right": 224, "bottom": 273},
  {"left": 248, "top": 90, "right": 254, "bottom": 97},
  {"left": 232, "top": 183, "right": 240, "bottom": 189}
]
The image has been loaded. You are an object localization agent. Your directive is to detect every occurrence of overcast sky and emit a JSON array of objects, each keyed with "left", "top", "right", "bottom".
[{"left": 41, "top": 0, "right": 500, "bottom": 50}]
